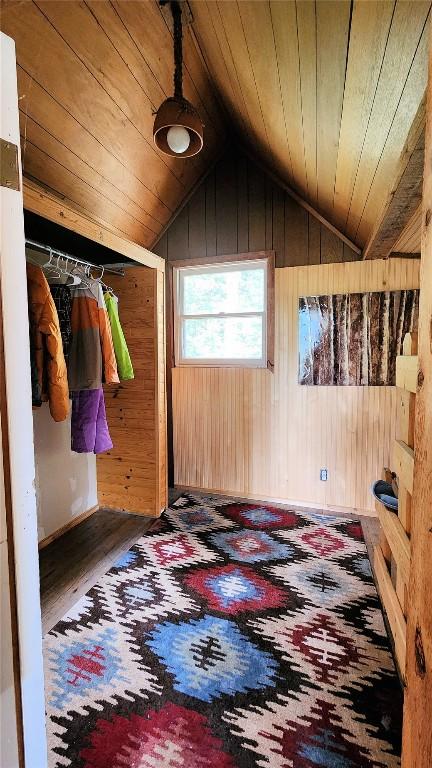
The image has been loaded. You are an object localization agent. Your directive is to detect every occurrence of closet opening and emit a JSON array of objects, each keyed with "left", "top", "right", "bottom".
[{"left": 24, "top": 212, "right": 167, "bottom": 634}]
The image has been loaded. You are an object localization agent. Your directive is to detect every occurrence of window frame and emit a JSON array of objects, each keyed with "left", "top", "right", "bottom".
[{"left": 172, "top": 251, "right": 275, "bottom": 370}]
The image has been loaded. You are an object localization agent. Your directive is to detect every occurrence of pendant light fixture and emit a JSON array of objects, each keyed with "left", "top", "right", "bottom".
[{"left": 153, "top": 1, "right": 204, "bottom": 158}]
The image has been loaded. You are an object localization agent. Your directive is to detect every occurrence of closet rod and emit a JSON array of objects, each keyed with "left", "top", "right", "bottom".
[{"left": 25, "top": 238, "right": 125, "bottom": 276}]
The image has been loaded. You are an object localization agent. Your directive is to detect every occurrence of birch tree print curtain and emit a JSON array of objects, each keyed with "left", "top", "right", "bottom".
[{"left": 299, "top": 290, "right": 419, "bottom": 386}]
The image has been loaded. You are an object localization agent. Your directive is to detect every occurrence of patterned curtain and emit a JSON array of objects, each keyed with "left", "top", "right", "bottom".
[{"left": 299, "top": 290, "right": 419, "bottom": 386}]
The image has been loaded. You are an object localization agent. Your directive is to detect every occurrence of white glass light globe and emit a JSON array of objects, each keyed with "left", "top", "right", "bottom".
[{"left": 166, "top": 125, "right": 190, "bottom": 154}]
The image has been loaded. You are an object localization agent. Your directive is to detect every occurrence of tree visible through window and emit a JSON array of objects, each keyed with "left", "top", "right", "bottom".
[{"left": 174, "top": 258, "right": 270, "bottom": 367}]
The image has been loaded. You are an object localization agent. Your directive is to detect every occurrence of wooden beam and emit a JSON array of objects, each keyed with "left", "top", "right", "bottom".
[
  {"left": 23, "top": 178, "right": 165, "bottom": 271},
  {"left": 390, "top": 251, "right": 421, "bottom": 259},
  {"left": 392, "top": 202, "right": 423, "bottom": 255},
  {"left": 374, "top": 545, "right": 407, "bottom": 680},
  {"left": 363, "top": 99, "right": 426, "bottom": 260},
  {"left": 402, "top": 30, "right": 432, "bottom": 768},
  {"left": 396, "top": 355, "right": 419, "bottom": 394},
  {"left": 398, "top": 487, "right": 412, "bottom": 537},
  {"left": 376, "top": 500, "right": 411, "bottom": 585},
  {"left": 393, "top": 440, "right": 415, "bottom": 496},
  {"left": 397, "top": 389, "right": 416, "bottom": 447}
]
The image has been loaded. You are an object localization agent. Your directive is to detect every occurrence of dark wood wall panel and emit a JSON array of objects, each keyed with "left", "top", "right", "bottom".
[
  {"left": 154, "top": 148, "right": 360, "bottom": 486},
  {"left": 154, "top": 149, "right": 360, "bottom": 266}
]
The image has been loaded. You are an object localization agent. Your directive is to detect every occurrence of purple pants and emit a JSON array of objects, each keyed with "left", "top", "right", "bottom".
[{"left": 71, "top": 388, "right": 113, "bottom": 454}]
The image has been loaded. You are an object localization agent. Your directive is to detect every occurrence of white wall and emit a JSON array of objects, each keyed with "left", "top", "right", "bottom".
[{"left": 33, "top": 406, "right": 97, "bottom": 542}]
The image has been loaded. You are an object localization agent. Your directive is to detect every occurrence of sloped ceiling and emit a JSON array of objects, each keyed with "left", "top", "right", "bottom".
[
  {"left": 190, "top": 0, "right": 430, "bottom": 248},
  {"left": 0, "top": 0, "right": 225, "bottom": 249},
  {"left": 1, "top": 1, "right": 430, "bottom": 252}
]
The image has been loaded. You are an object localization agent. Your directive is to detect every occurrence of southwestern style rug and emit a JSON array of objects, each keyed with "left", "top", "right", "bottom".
[{"left": 44, "top": 495, "right": 403, "bottom": 768}]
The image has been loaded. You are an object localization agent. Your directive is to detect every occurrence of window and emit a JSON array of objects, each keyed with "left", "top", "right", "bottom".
[{"left": 173, "top": 254, "right": 274, "bottom": 368}]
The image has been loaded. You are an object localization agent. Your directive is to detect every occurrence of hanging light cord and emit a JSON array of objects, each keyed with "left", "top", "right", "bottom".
[
  {"left": 172, "top": 1, "right": 183, "bottom": 101},
  {"left": 156, "top": 0, "right": 202, "bottom": 120}
]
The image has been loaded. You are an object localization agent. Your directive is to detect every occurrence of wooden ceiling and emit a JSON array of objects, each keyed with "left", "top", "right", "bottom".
[
  {"left": 1, "top": 1, "right": 430, "bottom": 253},
  {"left": 0, "top": 0, "right": 225, "bottom": 250},
  {"left": 190, "top": 0, "right": 430, "bottom": 249}
]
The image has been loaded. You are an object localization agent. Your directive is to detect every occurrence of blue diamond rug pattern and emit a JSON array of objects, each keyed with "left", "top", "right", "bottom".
[
  {"left": 146, "top": 614, "right": 278, "bottom": 702},
  {"left": 43, "top": 494, "right": 403, "bottom": 768},
  {"left": 211, "top": 529, "right": 294, "bottom": 563}
]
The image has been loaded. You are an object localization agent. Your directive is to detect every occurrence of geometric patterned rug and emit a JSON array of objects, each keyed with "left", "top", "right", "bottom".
[{"left": 44, "top": 494, "right": 403, "bottom": 767}]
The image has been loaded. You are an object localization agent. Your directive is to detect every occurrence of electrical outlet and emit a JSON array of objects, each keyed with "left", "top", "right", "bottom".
[{"left": 320, "top": 469, "right": 328, "bottom": 482}]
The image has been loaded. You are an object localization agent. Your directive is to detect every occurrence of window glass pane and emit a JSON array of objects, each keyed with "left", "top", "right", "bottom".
[
  {"left": 182, "top": 266, "right": 265, "bottom": 315},
  {"left": 182, "top": 316, "right": 263, "bottom": 360}
]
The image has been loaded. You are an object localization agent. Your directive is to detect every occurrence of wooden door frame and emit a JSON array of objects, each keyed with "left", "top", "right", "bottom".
[
  {"left": 1, "top": 31, "right": 47, "bottom": 767},
  {"left": 401, "top": 28, "right": 432, "bottom": 768},
  {"left": 1, "top": 30, "right": 166, "bottom": 766}
]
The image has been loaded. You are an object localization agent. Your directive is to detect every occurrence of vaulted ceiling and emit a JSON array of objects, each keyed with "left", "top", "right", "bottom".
[
  {"left": 191, "top": 0, "right": 430, "bottom": 248},
  {"left": 1, "top": 0, "right": 226, "bottom": 248},
  {"left": 1, "top": 0, "right": 430, "bottom": 253}
]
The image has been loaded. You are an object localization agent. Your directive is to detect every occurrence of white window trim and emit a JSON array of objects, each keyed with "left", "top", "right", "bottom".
[{"left": 174, "top": 259, "right": 269, "bottom": 368}]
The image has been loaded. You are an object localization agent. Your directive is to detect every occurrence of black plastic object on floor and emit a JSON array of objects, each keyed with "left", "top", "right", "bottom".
[{"left": 372, "top": 480, "right": 398, "bottom": 512}]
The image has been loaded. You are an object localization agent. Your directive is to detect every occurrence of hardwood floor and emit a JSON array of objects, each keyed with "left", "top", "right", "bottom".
[
  {"left": 39, "top": 493, "right": 379, "bottom": 635},
  {"left": 39, "top": 508, "right": 154, "bottom": 634}
]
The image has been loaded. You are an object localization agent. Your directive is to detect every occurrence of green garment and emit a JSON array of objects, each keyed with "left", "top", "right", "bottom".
[{"left": 104, "top": 292, "right": 134, "bottom": 381}]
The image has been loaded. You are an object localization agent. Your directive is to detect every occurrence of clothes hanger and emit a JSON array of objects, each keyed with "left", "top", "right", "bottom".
[
  {"left": 89, "top": 265, "right": 118, "bottom": 299},
  {"left": 72, "top": 263, "right": 94, "bottom": 290},
  {"left": 62, "top": 257, "right": 82, "bottom": 286},
  {"left": 43, "top": 249, "right": 62, "bottom": 280}
]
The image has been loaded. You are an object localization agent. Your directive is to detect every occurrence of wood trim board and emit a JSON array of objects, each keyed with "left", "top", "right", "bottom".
[
  {"left": 38, "top": 505, "right": 99, "bottom": 550},
  {"left": 396, "top": 355, "right": 419, "bottom": 393},
  {"left": 0, "top": 30, "right": 46, "bottom": 768},
  {"left": 362, "top": 103, "right": 426, "bottom": 260},
  {"left": 376, "top": 500, "right": 410, "bottom": 585},
  {"left": 402, "top": 25, "right": 432, "bottom": 766},
  {"left": 0, "top": 259, "right": 24, "bottom": 766},
  {"left": 23, "top": 179, "right": 165, "bottom": 271},
  {"left": 171, "top": 250, "right": 275, "bottom": 371},
  {"left": 374, "top": 544, "right": 407, "bottom": 679},
  {"left": 174, "top": 485, "right": 378, "bottom": 519},
  {"left": 97, "top": 267, "right": 167, "bottom": 517}
]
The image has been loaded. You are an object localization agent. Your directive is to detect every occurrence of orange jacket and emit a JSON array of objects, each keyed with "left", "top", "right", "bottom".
[{"left": 26, "top": 263, "right": 69, "bottom": 422}]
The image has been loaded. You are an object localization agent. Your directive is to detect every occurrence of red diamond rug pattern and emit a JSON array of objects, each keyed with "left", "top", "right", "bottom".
[{"left": 43, "top": 494, "right": 403, "bottom": 768}]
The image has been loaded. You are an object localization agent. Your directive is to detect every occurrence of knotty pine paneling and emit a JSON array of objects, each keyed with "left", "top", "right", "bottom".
[
  {"left": 173, "top": 259, "right": 420, "bottom": 514},
  {"left": 154, "top": 150, "right": 360, "bottom": 266},
  {"left": 97, "top": 267, "right": 166, "bottom": 516}
]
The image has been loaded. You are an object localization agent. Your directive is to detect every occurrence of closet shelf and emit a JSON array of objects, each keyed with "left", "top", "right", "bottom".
[{"left": 26, "top": 237, "right": 125, "bottom": 276}]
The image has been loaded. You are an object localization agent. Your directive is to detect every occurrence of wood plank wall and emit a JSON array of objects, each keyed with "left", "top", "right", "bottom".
[
  {"left": 97, "top": 267, "right": 166, "bottom": 516},
  {"left": 153, "top": 150, "right": 359, "bottom": 266},
  {"left": 154, "top": 149, "right": 360, "bottom": 484},
  {"left": 172, "top": 259, "right": 420, "bottom": 514}
]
